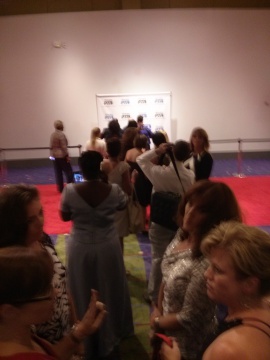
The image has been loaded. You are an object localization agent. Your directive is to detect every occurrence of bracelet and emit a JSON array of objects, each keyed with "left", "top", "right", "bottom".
[
  {"left": 72, "top": 356, "right": 85, "bottom": 360},
  {"left": 69, "top": 323, "right": 83, "bottom": 344}
]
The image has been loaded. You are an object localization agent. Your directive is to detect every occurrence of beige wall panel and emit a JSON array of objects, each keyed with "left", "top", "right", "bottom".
[
  {"left": 0, "top": 0, "right": 47, "bottom": 15},
  {"left": 170, "top": 0, "right": 214, "bottom": 7},
  {"left": 91, "top": 0, "right": 122, "bottom": 10},
  {"left": 122, "top": 0, "right": 141, "bottom": 9},
  {"left": 141, "top": 0, "right": 170, "bottom": 9},
  {"left": 47, "top": 0, "right": 92, "bottom": 13}
]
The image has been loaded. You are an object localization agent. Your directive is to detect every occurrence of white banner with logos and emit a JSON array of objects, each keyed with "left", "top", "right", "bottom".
[{"left": 96, "top": 92, "right": 172, "bottom": 142}]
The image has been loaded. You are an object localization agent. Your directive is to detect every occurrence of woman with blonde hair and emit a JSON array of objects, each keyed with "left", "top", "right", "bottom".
[
  {"left": 185, "top": 127, "right": 213, "bottom": 181},
  {"left": 85, "top": 127, "right": 107, "bottom": 157},
  {"left": 160, "top": 222, "right": 270, "bottom": 359}
]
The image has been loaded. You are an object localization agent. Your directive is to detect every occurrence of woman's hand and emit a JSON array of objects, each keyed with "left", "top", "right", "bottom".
[
  {"left": 160, "top": 339, "right": 181, "bottom": 360},
  {"left": 73, "top": 289, "right": 107, "bottom": 340},
  {"left": 52, "top": 290, "right": 107, "bottom": 360}
]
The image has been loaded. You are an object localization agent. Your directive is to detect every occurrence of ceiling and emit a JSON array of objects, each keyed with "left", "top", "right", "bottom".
[{"left": 0, "top": 0, "right": 270, "bottom": 16}]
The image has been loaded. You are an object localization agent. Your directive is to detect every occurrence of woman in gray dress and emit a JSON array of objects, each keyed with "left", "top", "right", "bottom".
[
  {"left": 150, "top": 180, "right": 242, "bottom": 360},
  {"left": 60, "top": 150, "right": 134, "bottom": 359}
]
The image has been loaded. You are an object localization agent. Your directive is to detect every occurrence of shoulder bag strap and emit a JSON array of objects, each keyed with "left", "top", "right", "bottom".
[{"left": 167, "top": 149, "right": 186, "bottom": 194}]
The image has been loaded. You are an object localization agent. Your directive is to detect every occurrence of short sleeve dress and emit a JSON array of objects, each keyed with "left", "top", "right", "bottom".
[
  {"left": 61, "top": 183, "right": 134, "bottom": 359},
  {"left": 161, "top": 230, "right": 216, "bottom": 360},
  {"left": 34, "top": 233, "right": 71, "bottom": 344}
]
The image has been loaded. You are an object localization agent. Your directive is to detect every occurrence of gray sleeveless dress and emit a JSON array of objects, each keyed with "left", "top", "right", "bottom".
[{"left": 61, "top": 183, "right": 134, "bottom": 359}]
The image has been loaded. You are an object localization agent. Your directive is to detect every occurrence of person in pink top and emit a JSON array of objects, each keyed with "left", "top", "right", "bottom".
[{"left": 85, "top": 127, "right": 107, "bottom": 158}]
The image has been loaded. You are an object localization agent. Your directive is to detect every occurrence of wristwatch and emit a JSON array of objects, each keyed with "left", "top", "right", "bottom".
[
  {"left": 154, "top": 316, "right": 160, "bottom": 331},
  {"left": 69, "top": 323, "right": 83, "bottom": 344}
]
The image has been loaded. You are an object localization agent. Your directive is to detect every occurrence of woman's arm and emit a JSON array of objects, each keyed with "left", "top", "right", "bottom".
[
  {"left": 157, "top": 281, "right": 165, "bottom": 312},
  {"left": 154, "top": 260, "right": 215, "bottom": 333},
  {"left": 60, "top": 186, "right": 72, "bottom": 221}
]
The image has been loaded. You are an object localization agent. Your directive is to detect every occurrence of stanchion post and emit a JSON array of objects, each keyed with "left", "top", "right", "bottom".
[
  {"left": 78, "top": 144, "right": 82, "bottom": 156},
  {"left": 0, "top": 149, "right": 7, "bottom": 183},
  {"left": 233, "top": 138, "right": 245, "bottom": 178}
]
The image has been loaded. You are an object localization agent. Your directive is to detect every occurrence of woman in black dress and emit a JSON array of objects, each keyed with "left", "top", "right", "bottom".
[{"left": 186, "top": 127, "right": 213, "bottom": 181}]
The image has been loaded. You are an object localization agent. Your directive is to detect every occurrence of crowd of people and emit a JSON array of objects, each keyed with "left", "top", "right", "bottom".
[{"left": 0, "top": 116, "right": 269, "bottom": 360}]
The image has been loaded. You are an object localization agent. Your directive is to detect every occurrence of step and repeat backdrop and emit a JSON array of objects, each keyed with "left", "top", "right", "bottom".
[{"left": 96, "top": 92, "right": 172, "bottom": 141}]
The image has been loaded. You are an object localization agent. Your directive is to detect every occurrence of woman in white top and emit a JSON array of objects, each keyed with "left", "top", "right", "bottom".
[{"left": 85, "top": 127, "right": 107, "bottom": 158}]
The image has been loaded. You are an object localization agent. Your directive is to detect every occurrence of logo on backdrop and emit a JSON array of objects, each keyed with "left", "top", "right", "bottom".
[
  {"left": 121, "top": 113, "right": 131, "bottom": 119},
  {"left": 138, "top": 99, "right": 147, "bottom": 104},
  {"left": 140, "top": 113, "right": 147, "bottom": 118},
  {"left": 156, "top": 126, "right": 165, "bottom": 131},
  {"left": 121, "top": 99, "right": 130, "bottom": 105},
  {"left": 104, "top": 99, "right": 113, "bottom": 105},
  {"left": 155, "top": 98, "right": 164, "bottom": 103},
  {"left": 105, "top": 114, "right": 114, "bottom": 120},
  {"left": 155, "top": 112, "right": 164, "bottom": 118}
]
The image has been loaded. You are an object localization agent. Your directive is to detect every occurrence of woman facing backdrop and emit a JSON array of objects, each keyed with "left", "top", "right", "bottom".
[
  {"left": 60, "top": 150, "right": 134, "bottom": 359},
  {"left": 85, "top": 127, "right": 107, "bottom": 158}
]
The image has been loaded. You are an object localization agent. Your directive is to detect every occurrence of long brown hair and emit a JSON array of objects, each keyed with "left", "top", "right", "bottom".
[
  {"left": 177, "top": 180, "right": 243, "bottom": 257},
  {"left": 0, "top": 246, "right": 53, "bottom": 305},
  {"left": 0, "top": 185, "right": 40, "bottom": 247}
]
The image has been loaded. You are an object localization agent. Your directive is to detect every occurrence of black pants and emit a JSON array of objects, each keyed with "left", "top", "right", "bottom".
[{"left": 53, "top": 157, "right": 74, "bottom": 193}]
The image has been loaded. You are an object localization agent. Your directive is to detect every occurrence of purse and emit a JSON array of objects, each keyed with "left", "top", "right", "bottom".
[
  {"left": 150, "top": 149, "right": 185, "bottom": 231},
  {"left": 128, "top": 189, "right": 145, "bottom": 234}
]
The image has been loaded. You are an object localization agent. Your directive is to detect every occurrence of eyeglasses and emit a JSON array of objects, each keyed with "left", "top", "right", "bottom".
[{"left": 9, "top": 293, "right": 53, "bottom": 305}]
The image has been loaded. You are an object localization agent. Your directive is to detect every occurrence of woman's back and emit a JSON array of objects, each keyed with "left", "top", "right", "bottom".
[
  {"left": 61, "top": 182, "right": 126, "bottom": 241},
  {"left": 61, "top": 182, "right": 133, "bottom": 359}
]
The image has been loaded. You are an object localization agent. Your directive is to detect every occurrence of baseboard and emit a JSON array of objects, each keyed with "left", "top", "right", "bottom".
[
  {"left": 212, "top": 151, "right": 270, "bottom": 160},
  {"left": 2, "top": 157, "right": 79, "bottom": 168},
  {"left": 1, "top": 151, "right": 269, "bottom": 168}
]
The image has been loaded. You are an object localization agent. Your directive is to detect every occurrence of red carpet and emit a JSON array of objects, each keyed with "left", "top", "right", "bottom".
[
  {"left": 36, "top": 185, "right": 71, "bottom": 234},
  {"left": 212, "top": 176, "right": 270, "bottom": 226},
  {"left": 38, "top": 176, "right": 270, "bottom": 234}
]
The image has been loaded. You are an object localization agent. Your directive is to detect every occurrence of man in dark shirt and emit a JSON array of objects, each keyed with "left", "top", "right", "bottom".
[{"left": 137, "top": 115, "right": 153, "bottom": 150}]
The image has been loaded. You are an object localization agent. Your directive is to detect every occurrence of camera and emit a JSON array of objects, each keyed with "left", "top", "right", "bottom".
[{"left": 166, "top": 143, "right": 174, "bottom": 154}]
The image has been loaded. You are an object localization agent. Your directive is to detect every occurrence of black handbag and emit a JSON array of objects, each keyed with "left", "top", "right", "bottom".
[
  {"left": 150, "top": 149, "right": 186, "bottom": 231},
  {"left": 150, "top": 191, "right": 181, "bottom": 231}
]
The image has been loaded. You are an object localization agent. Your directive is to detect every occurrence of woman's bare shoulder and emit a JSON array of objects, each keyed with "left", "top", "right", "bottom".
[{"left": 203, "top": 323, "right": 270, "bottom": 360}]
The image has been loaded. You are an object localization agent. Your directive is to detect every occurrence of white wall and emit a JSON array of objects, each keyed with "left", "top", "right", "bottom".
[{"left": 0, "top": 9, "right": 270, "bottom": 159}]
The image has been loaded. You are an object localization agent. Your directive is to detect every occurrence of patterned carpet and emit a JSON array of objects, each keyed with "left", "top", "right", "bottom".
[
  {"left": 55, "top": 233, "right": 152, "bottom": 359},
  {"left": 1, "top": 157, "right": 270, "bottom": 359}
]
